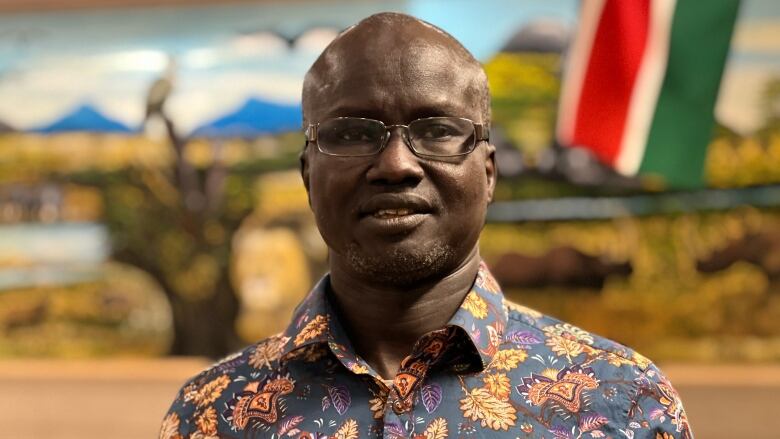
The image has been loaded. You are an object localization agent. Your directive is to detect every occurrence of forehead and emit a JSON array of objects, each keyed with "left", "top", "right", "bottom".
[{"left": 306, "top": 38, "right": 483, "bottom": 124}]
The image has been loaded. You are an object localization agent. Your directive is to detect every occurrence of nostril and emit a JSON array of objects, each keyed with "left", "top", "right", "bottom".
[{"left": 369, "top": 175, "right": 421, "bottom": 187}]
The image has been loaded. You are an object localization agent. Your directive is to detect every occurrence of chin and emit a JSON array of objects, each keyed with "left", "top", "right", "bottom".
[{"left": 343, "top": 240, "right": 458, "bottom": 287}]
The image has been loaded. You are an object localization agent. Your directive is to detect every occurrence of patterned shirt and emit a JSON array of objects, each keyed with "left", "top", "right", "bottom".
[{"left": 160, "top": 262, "right": 693, "bottom": 439}]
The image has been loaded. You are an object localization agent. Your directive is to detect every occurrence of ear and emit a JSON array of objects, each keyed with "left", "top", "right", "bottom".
[
  {"left": 484, "top": 143, "right": 497, "bottom": 204},
  {"left": 299, "top": 145, "right": 312, "bottom": 207}
]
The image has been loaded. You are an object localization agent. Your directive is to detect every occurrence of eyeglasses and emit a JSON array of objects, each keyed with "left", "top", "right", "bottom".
[{"left": 304, "top": 116, "right": 489, "bottom": 158}]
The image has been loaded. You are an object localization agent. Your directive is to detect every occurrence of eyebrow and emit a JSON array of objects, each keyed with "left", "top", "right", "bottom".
[{"left": 323, "top": 103, "right": 471, "bottom": 123}]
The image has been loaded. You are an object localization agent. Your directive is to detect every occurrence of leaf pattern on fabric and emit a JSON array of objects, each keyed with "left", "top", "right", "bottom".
[
  {"left": 158, "top": 413, "right": 181, "bottom": 439},
  {"left": 423, "top": 418, "right": 448, "bottom": 439},
  {"left": 579, "top": 413, "right": 608, "bottom": 432},
  {"left": 195, "top": 406, "right": 218, "bottom": 436},
  {"left": 160, "top": 263, "right": 693, "bottom": 439},
  {"left": 505, "top": 330, "right": 542, "bottom": 345},
  {"left": 249, "top": 334, "right": 290, "bottom": 369},
  {"left": 546, "top": 335, "right": 584, "bottom": 359},
  {"left": 294, "top": 314, "right": 329, "bottom": 346},
  {"left": 385, "top": 422, "right": 406, "bottom": 438},
  {"left": 420, "top": 383, "right": 443, "bottom": 413},
  {"left": 368, "top": 386, "right": 388, "bottom": 419},
  {"left": 543, "top": 323, "right": 595, "bottom": 345},
  {"left": 278, "top": 416, "right": 304, "bottom": 436},
  {"left": 327, "top": 385, "right": 351, "bottom": 415},
  {"left": 191, "top": 375, "right": 231, "bottom": 408},
  {"left": 461, "top": 291, "right": 488, "bottom": 319},
  {"left": 459, "top": 387, "right": 517, "bottom": 431},
  {"left": 490, "top": 348, "right": 527, "bottom": 371},
  {"left": 333, "top": 419, "right": 358, "bottom": 439},
  {"left": 483, "top": 373, "right": 511, "bottom": 401}
]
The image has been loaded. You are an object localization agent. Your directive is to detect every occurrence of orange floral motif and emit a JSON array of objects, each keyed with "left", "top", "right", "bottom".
[
  {"left": 546, "top": 336, "right": 584, "bottom": 360},
  {"left": 231, "top": 376, "right": 295, "bottom": 429},
  {"left": 159, "top": 412, "right": 182, "bottom": 439},
  {"left": 287, "top": 344, "right": 328, "bottom": 362},
  {"left": 160, "top": 264, "right": 692, "bottom": 438},
  {"left": 195, "top": 407, "right": 218, "bottom": 436},
  {"left": 517, "top": 365, "right": 598, "bottom": 413},
  {"left": 249, "top": 334, "right": 290, "bottom": 369},
  {"left": 543, "top": 323, "right": 594, "bottom": 345},
  {"left": 634, "top": 351, "right": 652, "bottom": 370},
  {"left": 422, "top": 417, "right": 448, "bottom": 439},
  {"left": 333, "top": 419, "right": 359, "bottom": 439},
  {"left": 605, "top": 351, "right": 635, "bottom": 367},
  {"left": 368, "top": 386, "right": 388, "bottom": 419},
  {"left": 462, "top": 291, "right": 489, "bottom": 319},
  {"left": 459, "top": 387, "right": 517, "bottom": 431},
  {"left": 657, "top": 378, "right": 690, "bottom": 432},
  {"left": 490, "top": 348, "right": 527, "bottom": 371},
  {"left": 294, "top": 314, "right": 329, "bottom": 346},
  {"left": 349, "top": 363, "right": 369, "bottom": 374},
  {"left": 187, "top": 375, "right": 231, "bottom": 409},
  {"left": 483, "top": 373, "right": 511, "bottom": 401}
]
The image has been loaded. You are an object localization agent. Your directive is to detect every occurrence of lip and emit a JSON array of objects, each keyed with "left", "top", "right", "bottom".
[
  {"left": 357, "top": 193, "right": 434, "bottom": 217},
  {"left": 360, "top": 212, "right": 429, "bottom": 235},
  {"left": 356, "top": 193, "right": 434, "bottom": 235}
]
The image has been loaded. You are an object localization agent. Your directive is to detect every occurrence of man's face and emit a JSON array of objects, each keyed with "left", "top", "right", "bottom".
[{"left": 302, "top": 37, "right": 496, "bottom": 285}]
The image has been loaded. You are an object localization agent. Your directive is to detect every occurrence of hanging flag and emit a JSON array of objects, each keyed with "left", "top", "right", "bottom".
[{"left": 556, "top": 0, "right": 740, "bottom": 189}]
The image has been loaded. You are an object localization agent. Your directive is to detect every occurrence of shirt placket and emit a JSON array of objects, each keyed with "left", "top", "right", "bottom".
[{"left": 381, "top": 329, "right": 451, "bottom": 438}]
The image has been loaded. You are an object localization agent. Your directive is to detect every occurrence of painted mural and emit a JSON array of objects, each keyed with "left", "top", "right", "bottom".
[{"left": 0, "top": 0, "right": 779, "bottom": 361}]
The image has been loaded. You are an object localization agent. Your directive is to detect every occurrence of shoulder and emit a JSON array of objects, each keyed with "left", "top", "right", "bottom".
[
  {"left": 159, "top": 332, "right": 290, "bottom": 438},
  {"left": 501, "top": 299, "right": 692, "bottom": 437},
  {"left": 503, "top": 298, "right": 652, "bottom": 371}
]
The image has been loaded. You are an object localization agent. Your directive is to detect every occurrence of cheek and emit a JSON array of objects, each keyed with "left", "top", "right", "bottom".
[
  {"left": 440, "top": 163, "right": 488, "bottom": 208},
  {"left": 307, "top": 162, "right": 361, "bottom": 243},
  {"left": 431, "top": 162, "right": 489, "bottom": 228}
]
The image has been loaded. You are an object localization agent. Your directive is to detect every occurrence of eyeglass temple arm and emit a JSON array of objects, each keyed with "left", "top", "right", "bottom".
[
  {"left": 305, "top": 124, "right": 318, "bottom": 144},
  {"left": 475, "top": 123, "right": 490, "bottom": 143}
]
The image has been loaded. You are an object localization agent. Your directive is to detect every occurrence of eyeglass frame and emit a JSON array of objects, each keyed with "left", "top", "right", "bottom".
[{"left": 303, "top": 116, "right": 490, "bottom": 158}]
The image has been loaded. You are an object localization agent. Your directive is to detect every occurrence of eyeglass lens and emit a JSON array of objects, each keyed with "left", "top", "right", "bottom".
[{"left": 316, "top": 117, "right": 476, "bottom": 157}]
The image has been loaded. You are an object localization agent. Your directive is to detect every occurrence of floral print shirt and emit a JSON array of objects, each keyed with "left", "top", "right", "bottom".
[{"left": 160, "top": 262, "right": 693, "bottom": 439}]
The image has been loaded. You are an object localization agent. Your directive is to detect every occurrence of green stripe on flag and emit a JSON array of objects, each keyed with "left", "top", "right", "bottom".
[{"left": 640, "top": 0, "right": 740, "bottom": 189}]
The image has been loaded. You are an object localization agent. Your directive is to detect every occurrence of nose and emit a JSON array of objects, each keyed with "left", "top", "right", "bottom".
[{"left": 365, "top": 128, "right": 424, "bottom": 185}]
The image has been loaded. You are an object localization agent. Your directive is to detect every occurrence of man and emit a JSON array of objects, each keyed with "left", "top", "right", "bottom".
[{"left": 160, "top": 12, "right": 692, "bottom": 439}]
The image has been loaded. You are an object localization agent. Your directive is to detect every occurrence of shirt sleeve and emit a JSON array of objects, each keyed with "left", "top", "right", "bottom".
[{"left": 623, "top": 362, "right": 694, "bottom": 439}]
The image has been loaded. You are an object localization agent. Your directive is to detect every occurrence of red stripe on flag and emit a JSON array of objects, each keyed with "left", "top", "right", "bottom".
[{"left": 571, "top": 0, "right": 651, "bottom": 165}]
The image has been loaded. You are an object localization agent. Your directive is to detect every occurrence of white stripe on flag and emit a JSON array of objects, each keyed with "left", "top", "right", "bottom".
[
  {"left": 615, "top": 0, "right": 677, "bottom": 175},
  {"left": 556, "top": 0, "right": 607, "bottom": 145}
]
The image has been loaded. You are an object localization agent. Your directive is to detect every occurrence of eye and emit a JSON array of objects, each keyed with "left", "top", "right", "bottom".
[
  {"left": 419, "top": 124, "right": 454, "bottom": 140},
  {"left": 336, "top": 128, "right": 372, "bottom": 142}
]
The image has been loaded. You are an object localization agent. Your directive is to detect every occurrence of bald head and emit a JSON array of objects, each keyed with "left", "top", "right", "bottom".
[{"left": 302, "top": 12, "right": 490, "bottom": 127}]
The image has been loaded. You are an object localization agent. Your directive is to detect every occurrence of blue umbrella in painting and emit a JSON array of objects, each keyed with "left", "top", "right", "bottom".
[
  {"left": 190, "top": 97, "right": 301, "bottom": 139},
  {"left": 31, "top": 104, "right": 135, "bottom": 134}
]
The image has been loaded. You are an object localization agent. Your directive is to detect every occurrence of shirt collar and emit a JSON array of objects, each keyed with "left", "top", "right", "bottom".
[{"left": 279, "top": 261, "right": 508, "bottom": 371}]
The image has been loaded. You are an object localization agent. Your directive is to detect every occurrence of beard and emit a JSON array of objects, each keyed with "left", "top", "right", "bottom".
[{"left": 342, "top": 240, "right": 456, "bottom": 287}]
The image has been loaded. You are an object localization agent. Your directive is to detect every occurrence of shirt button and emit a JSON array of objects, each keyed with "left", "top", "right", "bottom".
[{"left": 392, "top": 398, "right": 410, "bottom": 414}]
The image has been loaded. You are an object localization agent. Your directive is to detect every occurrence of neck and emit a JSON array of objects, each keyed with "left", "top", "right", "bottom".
[{"left": 327, "top": 246, "right": 481, "bottom": 379}]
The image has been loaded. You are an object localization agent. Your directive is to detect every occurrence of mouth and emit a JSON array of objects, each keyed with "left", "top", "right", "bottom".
[
  {"left": 357, "top": 194, "right": 434, "bottom": 234},
  {"left": 372, "top": 208, "right": 416, "bottom": 219},
  {"left": 358, "top": 193, "right": 434, "bottom": 217}
]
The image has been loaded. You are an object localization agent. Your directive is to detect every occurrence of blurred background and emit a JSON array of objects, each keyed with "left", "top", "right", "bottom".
[{"left": 0, "top": 0, "right": 778, "bottom": 437}]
